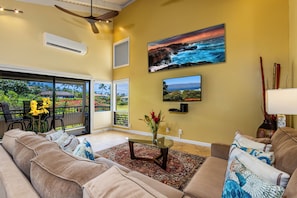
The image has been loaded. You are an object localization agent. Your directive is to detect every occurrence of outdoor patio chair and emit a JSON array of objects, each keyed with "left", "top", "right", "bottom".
[
  {"left": 49, "top": 101, "right": 66, "bottom": 131},
  {"left": 0, "top": 102, "right": 25, "bottom": 130},
  {"left": 23, "top": 101, "right": 33, "bottom": 130}
]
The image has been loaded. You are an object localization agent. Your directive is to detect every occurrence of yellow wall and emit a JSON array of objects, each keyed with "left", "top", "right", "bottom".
[
  {"left": 0, "top": 0, "right": 291, "bottom": 144},
  {"left": 0, "top": 0, "right": 115, "bottom": 132},
  {"left": 113, "top": 0, "right": 289, "bottom": 144},
  {"left": 0, "top": 0, "right": 113, "bottom": 80},
  {"left": 289, "top": 0, "right": 297, "bottom": 126}
]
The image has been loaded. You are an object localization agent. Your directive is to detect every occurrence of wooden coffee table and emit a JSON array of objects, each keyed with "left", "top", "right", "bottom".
[{"left": 128, "top": 137, "right": 173, "bottom": 170}]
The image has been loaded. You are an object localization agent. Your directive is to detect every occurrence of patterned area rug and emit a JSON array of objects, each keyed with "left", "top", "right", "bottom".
[{"left": 97, "top": 142, "right": 205, "bottom": 190}]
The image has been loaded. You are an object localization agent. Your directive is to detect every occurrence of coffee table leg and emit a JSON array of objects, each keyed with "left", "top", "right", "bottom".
[
  {"left": 129, "top": 141, "right": 136, "bottom": 159},
  {"left": 160, "top": 147, "right": 169, "bottom": 169}
]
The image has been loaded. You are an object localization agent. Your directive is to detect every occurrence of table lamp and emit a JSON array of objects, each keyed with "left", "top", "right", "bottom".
[{"left": 266, "top": 88, "right": 297, "bottom": 128}]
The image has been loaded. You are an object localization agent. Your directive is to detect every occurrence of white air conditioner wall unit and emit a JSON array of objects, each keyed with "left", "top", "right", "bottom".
[{"left": 43, "top": 32, "right": 87, "bottom": 55}]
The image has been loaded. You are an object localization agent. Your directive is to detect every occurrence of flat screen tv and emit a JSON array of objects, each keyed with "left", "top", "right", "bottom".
[{"left": 163, "top": 75, "right": 202, "bottom": 102}]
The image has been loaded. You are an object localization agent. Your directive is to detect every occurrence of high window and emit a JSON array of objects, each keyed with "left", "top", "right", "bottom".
[
  {"left": 94, "top": 82, "right": 111, "bottom": 112},
  {"left": 113, "top": 79, "right": 129, "bottom": 127}
]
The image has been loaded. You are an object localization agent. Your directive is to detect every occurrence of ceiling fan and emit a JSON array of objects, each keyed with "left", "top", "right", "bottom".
[{"left": 55, "top": 0, "right": 119, "bottom": 34}]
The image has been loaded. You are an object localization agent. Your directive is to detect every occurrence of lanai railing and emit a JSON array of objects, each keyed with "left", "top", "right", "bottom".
[{"left": 0, "top": 105, "right": 88, "bottom": 138}]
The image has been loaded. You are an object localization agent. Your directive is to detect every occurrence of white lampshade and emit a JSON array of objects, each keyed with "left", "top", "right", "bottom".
[{"left": 266, "top": 88, "right": 297, "bottom": 115}]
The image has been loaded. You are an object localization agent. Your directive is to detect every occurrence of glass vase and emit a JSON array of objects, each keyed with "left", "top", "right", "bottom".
[{"left": 152, "top": 129, "right": 158, "bottom": 145}]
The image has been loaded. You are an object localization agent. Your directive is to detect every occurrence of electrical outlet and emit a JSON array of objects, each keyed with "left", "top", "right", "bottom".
[
  {"left": 178, "top": 129, "right": 183, "bottom": 139},
  {"left": 166, "top": 127, "right": 170, "bottom": 133},
  {"left": 178, "top": 129, "right": 183, "bottom": 135}
]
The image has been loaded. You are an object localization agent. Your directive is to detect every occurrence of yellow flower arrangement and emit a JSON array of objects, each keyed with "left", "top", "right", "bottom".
[
  {"left": 29, "top": 98, "right": 51, "bottom": 132},
  {"left": 29, "top": 98, "right": 51, "bottom": 116}
]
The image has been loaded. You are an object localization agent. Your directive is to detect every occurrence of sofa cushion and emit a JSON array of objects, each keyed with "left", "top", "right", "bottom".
[
  {"left": 73, "top": 138, "right": 95, "bottom": 160},
  {"left": 237, "top": 146, "right": 275, "bottom": 165},
  {"left": 183, "top": 156, "right": 228, "bottom": 198},
  {"left": 60, "top": 135, "right": 80, "bottom": 153},
  {"left": 95, "top": 157, "right": 131, "bottom": 173},
  {"left": 271, "top": 127, "right": 297, "bottom": 175},
  {"left": 54, "top": 131, "right": 69, "bottom": 145},
  {"left": 83, "top": 166, "right": 167, "bottom": 198},
  {"left": 43, "top": 129, "right": 62, "bottom": 140},
  {"left": 30, "top": 149, "right": 109, "bottom": 198},
  {"left": 237, "top": 130, "right": 272, "bottom": 144},
  {"left": 232, "top": 131, "right": 272, "bottom": 152},
  {"left": 222, "top": 156, "right": 284, "bottom": 197},
  {"left": 14, "top": 135, "right": 59, "bottom": 179},
  {"left": 2, "top": 129, "right": 35, "bottom": 156},
  {"left": 128, "top": 171, "right": 184, "bottom": 198},
  {"left": 0, "top": 146, "right": 39, "bottom": 198},
  {"left": 226, "top": 147, "right": 290, "bottom": 187}
]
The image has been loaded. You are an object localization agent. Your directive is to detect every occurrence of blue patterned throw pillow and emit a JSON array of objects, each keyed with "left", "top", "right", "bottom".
[
  {"left": 232, "top": 131, "right": 272, "bottom": 152},
  {"left": 238, "top": 146, "right": 274, "bottom": 165},
  {"left": 226, "top": 147, "right": 290, "bottom": 188},
  {"left": 222, "top": 157, "right": 285, "bottom": 198},
  {"left": 231, "top": 131, "right": 275, "bottom": 165},
  {"left": 72, "top": 138, "right": 95, "bottom": 160}
]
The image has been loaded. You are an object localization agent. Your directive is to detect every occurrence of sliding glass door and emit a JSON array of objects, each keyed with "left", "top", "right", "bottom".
[
  {"left": 54, "top": 78, "right": 90, "bottom": 135},
  {"left": 0, "top": 70, "right": 90, "bottom": 137}
]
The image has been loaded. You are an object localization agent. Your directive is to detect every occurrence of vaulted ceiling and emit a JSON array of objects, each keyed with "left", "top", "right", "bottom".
[{"left": 17, "top": 0, "right": 135, "bottom": 14}]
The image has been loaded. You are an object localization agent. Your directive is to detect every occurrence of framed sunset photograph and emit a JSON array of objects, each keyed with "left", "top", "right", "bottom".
[{"left": 148, "top": 24, "right": 225, "bottom": 73}]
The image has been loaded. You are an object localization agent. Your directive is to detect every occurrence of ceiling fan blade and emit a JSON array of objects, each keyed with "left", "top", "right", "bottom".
[
  {"left": 55, "top": 5, "right": 86, "bottom": 19},
  {"left": 88, "top": 21, "right": 99, "bottom": 34},
  {"left": 55, "top": 4, "right": 118, "bottom": 34},
  {"left": 95, "top": 10, "right": 119, "bottom": 20}
]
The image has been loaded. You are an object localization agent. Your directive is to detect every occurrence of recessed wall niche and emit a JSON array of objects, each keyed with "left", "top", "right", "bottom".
[{"left": 113, "top": 37, "right": 129, "bottom": 68}]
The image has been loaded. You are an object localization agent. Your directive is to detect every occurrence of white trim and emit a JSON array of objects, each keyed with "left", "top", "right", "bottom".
[
  {"left": 90, "top": 80, "right": 95, "bottom": 134},
  {"left": 17, "top": 0, "right": 134, "bottom": 12},
  {"left": 112, "top": 78, "right": 129, "bottom": 127},
  {"left": 92, "top": 80, "right": 113, "bottom": 129},
  {"left": 0, "top": 64, "right": 92, "bottom": 80}
]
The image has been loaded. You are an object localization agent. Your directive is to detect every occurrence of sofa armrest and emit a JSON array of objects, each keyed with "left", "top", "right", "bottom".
[
  {"left": 211, "top": 143, "right": 230, "bottom": 160},
  {"left": 0, "top": 146, "right": 40, "bottom": 198}
]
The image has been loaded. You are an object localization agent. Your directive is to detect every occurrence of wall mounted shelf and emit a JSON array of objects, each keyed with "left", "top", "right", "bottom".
[{"left": 168, "top": 103, "right": 188, "bottom": 113}]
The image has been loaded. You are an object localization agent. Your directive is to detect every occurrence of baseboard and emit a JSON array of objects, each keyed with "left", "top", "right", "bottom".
[{"left": 92, "top": 127, "right": 211, "bottom": 148}]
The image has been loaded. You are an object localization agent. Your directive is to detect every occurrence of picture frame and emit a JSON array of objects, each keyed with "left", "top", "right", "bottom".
[{"left": 148, "top": 24, "right": 225, "bottom": 73}]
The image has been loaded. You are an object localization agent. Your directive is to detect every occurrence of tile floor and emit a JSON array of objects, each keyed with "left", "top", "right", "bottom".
[{"left": 78, "top": 130, "right": 211, "bottom": 157}]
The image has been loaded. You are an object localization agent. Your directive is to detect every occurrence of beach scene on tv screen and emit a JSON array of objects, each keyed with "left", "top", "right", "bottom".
[{"left": 163, "top": 76, "right": 201, "bottom": 102}]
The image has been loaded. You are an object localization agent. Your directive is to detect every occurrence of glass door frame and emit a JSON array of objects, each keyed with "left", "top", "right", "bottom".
[{"left": 0, "top": 69, "right": 91, "bottom": 135}]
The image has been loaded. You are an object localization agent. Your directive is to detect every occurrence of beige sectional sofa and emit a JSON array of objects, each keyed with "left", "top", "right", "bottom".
[
  {"left": 184, "top": 127, "right": 297, "bottom": 198},
  {"left": 0, "top": 129, "right": 184, "bottom": 198},
  {"left": 2, "top": 127, "right": 297, "bottom": 198}
]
